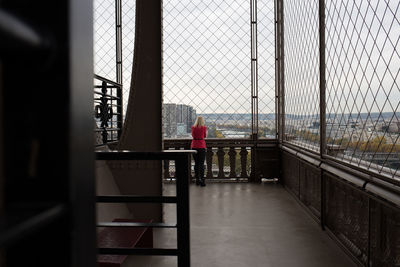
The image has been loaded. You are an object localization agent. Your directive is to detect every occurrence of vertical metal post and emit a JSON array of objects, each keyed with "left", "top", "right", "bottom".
[
  {"left": 115, "top": 0, "right": 123, "bottom": 139},
  {"left": 274, "top": 0, "right": 279, "bottom": 140},
  {"left": 367, "top": 198, "right": 371, "bottom": 266},
  {"left": 115, "top": 0, "right": 123, "bottom": 85},
  {"left": 176, "top": 155, "right": 191, "bottom": 267},
  {"left": 250, "top": 0, "right": 258, "bottom": 137},
  {"left": 319, "top": 0, "right": 326, "bottom": 157},
  {"left": 250, "top": 0, "right": 259, "bottom": 182},
  {"left": 276, "top": 0, "right": 285, "bottom": 143},
  {"left": 319, "top": 0, "right": 326, "bottom": 230},
  {"left": 0, "top": 63, "right": 3, "bottom": 215},
  {"left": 320, "top": 170, "right": 326, "bottom": 230},
  {"left": 0, "top": 62, "right": 4, "bottom": 267}
]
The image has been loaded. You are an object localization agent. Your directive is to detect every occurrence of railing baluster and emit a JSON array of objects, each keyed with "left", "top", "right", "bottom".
[
  {"left": 175, "top": 154, "right": 191, "bottom": 267},
  {"left": 94, "top": 75, "right": 123, "bottom": 147},
  {"left": 206, "top": 147, "right": 214, "bottom": 179},
  {"left": 163, "top": 139, "right": 278, "bottom": 181},
  {"left": 173, "top": 147, "right": 180, "bottom": 179},
  {"left": 240, "top": 147, "right": 248, "bottom": 178},
  {"left": 229, "top": 147, "right": 237, "bottom": 178},
  {"left": 96, "top": 150, "right": 193, "bottom": 266},
  {"left": 217, "top": 147, "right": 225, "bottom": 178},
  {"left": 164, "top": 159, "right": 170, "bottom": 179}
]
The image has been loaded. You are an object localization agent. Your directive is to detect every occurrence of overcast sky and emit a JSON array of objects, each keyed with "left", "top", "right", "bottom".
[{"left": 94, "top": 0, "right": 399, "bottom": 117}]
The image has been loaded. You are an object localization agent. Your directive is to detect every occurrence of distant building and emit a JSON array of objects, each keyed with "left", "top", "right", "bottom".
[
  {"left": 177, "top": 123, "right": 186, "bottom": 136},
  {"left": 176, "top": 104, "right": 183, "bottom": 125},
  {"left": 188, "top": 106, "right": 194, "bottom": 132},
  {"left": 163, "top": 103, "right": 196, "bottom": 137},
  {"left": 163, "top": 103, "right": 177, "bottom": 137},
  {"left": 382, "top": 121, "right": 400, "bottom": 133},
  {"left": 192, "top": 109, "right": 197, "bottom": 127},
  {"left": 177, "top": 104, "right": 194, "bottom": 133}
]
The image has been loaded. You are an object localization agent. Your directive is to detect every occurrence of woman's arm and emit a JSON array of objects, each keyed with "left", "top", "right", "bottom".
[{"left": 204, "top": 126, "right": 207, "bottom": 138}]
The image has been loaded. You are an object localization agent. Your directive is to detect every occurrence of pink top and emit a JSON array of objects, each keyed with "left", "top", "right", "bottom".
[{"left": 191, "top": 126, "right": 207, "bottom": 148}]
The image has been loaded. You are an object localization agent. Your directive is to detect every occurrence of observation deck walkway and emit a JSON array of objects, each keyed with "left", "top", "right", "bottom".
[{"left": 129, "top": 182, "right": 357, "bottom": 267}]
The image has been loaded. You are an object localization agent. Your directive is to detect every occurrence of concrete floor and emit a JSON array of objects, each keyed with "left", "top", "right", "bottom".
[{"left": 126, "top": 182, "right": 357, "bottom": 267}]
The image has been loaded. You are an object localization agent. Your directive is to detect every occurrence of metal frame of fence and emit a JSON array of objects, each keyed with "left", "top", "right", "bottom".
[
  {"left": 93, "top": 0, "right": 399, "bottom": 180},
  {"left": 279, "top": 0, "right": 399, "bottom": 181},
  {"left": 92, "top": 1, "right": 400, "bottom": 266}
]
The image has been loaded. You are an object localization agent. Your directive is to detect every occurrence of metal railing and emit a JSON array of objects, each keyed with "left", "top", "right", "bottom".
[
  {"left": 94, "top": 74, "right": 123, "bottom": 147},
  {"left": 93, "top": 0, "right": 399, "bottom": 182},
  {"left": 281, "top": 147, "right": 400, "bottom": 267},
  {"left": 164, "top": 138, "right": 278, "bottom": 182},
  {"left": 96, "top": 150, "right": 193, "bottom": 267},
  {"left": 94, "top": 0, "right": 135, "bottom": 115}
]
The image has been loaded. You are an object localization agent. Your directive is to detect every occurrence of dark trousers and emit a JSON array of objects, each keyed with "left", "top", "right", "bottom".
[{"left": 193, "top": 148, "right": 206, "bottom": 183}]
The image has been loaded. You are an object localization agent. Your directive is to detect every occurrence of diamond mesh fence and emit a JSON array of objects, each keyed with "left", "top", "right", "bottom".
[
  {"left": 283, "top": 0, "right": 399, "bottom": 179},
  {"left": 283, "top": 0, "right": 321, "bottom": 151},
  {"left": 325, "top": 0, "right": 400, "bottom": 178},
  {"left": 258, "top": 0, "right": 277, "bottom": 138},
  {"left": 94, "top": 0, "right": 116, "bottom": 81},
  {"left": 162, "top": 0, "right": 276, "bottom": 139},
  {"left": 94, "top": 0, "right": 135, "bottom": 116},
  {"left": 121, "top": 0, "right": 136, "bottom": 115},
  {"left": 93, "top": 0, "right": 399, "bottom": 178},
  {"left": 94, "top": 0, "right": 276, "bottom": 139}
]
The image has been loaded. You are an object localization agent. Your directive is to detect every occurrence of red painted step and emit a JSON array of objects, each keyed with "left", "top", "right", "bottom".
[{"left": 97, "top": 218, "right": 153, "bottom": 267}]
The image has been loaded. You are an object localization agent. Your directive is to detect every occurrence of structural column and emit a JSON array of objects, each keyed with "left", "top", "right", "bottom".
[
  {"left": 112, "top": 0, "right": 163, "bottom": 221},
  {"left": 276, "top": 0, "right": 285, "bottom": 143}
]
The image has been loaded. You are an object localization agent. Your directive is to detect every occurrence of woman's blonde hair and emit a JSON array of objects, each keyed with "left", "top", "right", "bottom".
[{"left": 193, "top": 116, "right": 205, "bottom": 127}]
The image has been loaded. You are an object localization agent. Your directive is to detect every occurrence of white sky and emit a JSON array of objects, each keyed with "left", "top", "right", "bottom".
[{"left": 94, "top": 0, "right": 399, "bottom": 117}]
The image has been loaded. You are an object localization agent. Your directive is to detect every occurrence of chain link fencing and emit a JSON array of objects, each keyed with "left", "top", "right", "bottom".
[
  {"left": 163, "top": 0, "right": 276, "bottom": 139},
  {"left": 258, "top": 0, "right": 277, "bottom": 138},
  {"left": 94, "top": 0, "right": 116, "bottom": 81},
  {"left": 94, "top": 0, "right": 276, "bottom": 139},
  {"left": 283, "top": 0, "right": 399, "bottom": 179},
  {"left": 93, "top": 0, "right": 398, "bottom": 179},
  {"left": 94, "top": 0, "right": 135, "bottom": 116},
  {"left": 325, "top": 0, "right": 399, "bottom": 179},
  {"left": 283, "top": 0, "right": 321, "bottom": 151}
]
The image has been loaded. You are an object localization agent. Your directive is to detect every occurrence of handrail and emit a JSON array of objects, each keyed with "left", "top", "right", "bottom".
[
  {"left": 97, "top": 195, "right": 178, "bottom": 203},
  {"left": 96, "top": 149, "right": 195, "bottom": 160},
  {"left": 281, "top": 141, "right": 400, "bottom": 187},
  {"left": 281, "top": 145, "right": 400, "bottom": 266},
  {"left": 94, "top": 75, "right": 123, "bottom": 147},
  {"left": 164, "top": 139, "right": 279, "bottom": 181},
  {"left": 95, "top": 150, "right": 194, "bottom": 267},
  {"left": 281, "top": 145, "right": 400, "bottom": 206},
  {"left": 94, "top": 74, "right": 122, "bottom": 88}
]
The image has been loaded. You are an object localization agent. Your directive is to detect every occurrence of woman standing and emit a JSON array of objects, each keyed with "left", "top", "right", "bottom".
[{"left": 191, "top": 116, "right": 207, "bottom": 186}]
